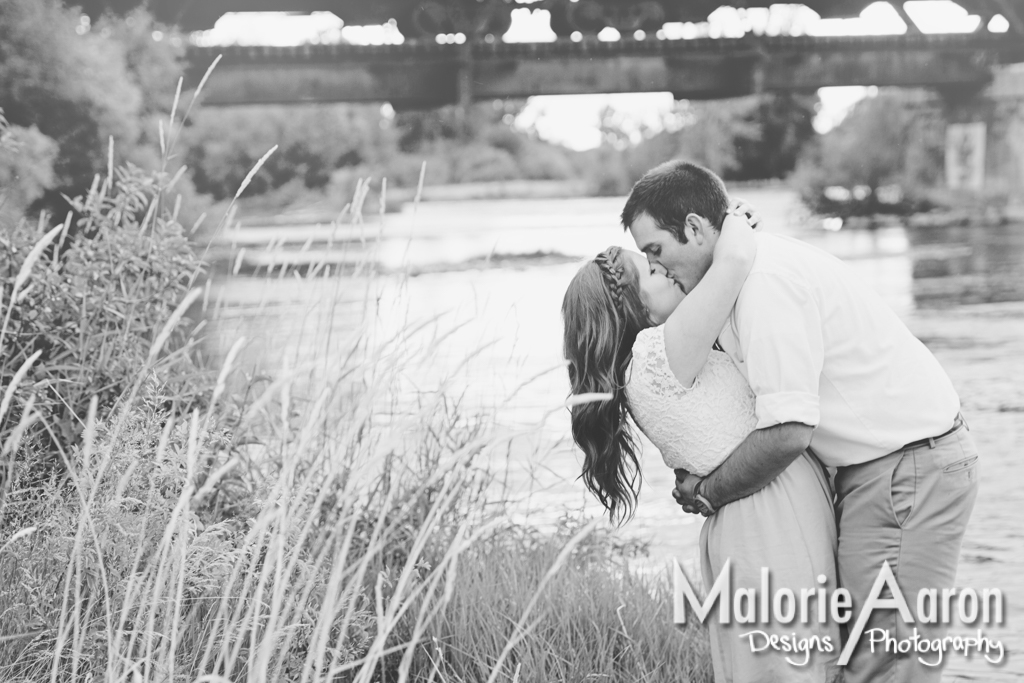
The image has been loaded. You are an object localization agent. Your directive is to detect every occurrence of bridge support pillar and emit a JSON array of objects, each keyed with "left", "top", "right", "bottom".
[
  {"left": 455, "top": 43, "right": 474, "bottom": 133},
  {"left": 942, "top": 64, "right": 1024, "bottom": 217}
]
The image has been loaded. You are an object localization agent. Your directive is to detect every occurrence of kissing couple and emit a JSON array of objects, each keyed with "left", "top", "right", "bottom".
[{"left": 561, "top": 160, "right": 980, "bottom": 683}]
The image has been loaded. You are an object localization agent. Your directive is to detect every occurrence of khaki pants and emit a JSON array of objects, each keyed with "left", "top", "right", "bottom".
[{"left": 834, "top": 421, "right": 979, "bottom": 683}]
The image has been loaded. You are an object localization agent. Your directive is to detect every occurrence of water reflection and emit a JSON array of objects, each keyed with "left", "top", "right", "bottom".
[{"left": 907, "top": 221, "right": 1024, "bottom": 307}]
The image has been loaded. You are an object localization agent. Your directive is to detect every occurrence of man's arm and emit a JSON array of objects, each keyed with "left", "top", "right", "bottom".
[{"left": 674, "top": 423, "right": 812, "bottom": 511}]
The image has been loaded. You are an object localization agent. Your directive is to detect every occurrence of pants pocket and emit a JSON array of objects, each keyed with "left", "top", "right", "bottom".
[
  {"left": 937, "top": 433, "right": 980, "bottom": 488},
  {"left": 890, "top": 451, "right": 916, "bottom": 527},
  {"left": 941, "top": 453, "right": 980, "bottom": 493},
  {"left": 943, "top": 454, "right": 979, "bottom": 474}
]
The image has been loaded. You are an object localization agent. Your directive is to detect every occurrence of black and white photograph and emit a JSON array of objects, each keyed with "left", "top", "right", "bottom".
[{"left": 0, "top": 0, "right": 1022, "bottom": 681}]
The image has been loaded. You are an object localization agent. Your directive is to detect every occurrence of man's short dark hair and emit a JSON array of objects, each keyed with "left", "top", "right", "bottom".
[{"left": 620, "top": 160, "right": 730, "bottom": 244}]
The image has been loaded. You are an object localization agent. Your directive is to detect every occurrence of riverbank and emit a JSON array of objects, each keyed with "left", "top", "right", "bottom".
[{"left": 205, "top": 177, "right": 801, "bottom": 233}]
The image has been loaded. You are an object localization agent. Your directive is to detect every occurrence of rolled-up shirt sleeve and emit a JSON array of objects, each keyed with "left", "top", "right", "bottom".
[{"left": 734, "top": 271, "right": 824, "bottom": 430}]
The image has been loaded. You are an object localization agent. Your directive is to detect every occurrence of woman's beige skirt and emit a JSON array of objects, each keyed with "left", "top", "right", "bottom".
[{"left": 699, "top": 452, "right": 843, "bottom": 683}]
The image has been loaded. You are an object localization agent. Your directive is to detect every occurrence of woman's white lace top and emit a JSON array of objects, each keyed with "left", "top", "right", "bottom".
[{"left": 625, "top": 327, "right": 757, "bottom": 476}]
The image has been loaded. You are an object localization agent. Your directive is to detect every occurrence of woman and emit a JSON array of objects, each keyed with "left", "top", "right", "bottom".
[{"left": 561, "top": 210, "right": 841, "bottom": 682}]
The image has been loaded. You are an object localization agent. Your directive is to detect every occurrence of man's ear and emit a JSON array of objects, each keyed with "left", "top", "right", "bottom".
[{"left": 685, "top": 213, "right": 710, "bottom": 245}]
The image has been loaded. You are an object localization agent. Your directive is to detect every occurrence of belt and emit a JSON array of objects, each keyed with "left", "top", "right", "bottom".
[{"left": 899, "top": 413, "right": 966, "bottom": 452}]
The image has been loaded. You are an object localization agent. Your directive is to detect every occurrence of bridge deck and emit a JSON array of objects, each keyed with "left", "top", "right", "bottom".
[{"left": 187, "top": 34, "right": 1024, "bottom": 106}]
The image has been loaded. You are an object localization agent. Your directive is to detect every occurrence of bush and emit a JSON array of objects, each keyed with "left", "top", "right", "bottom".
[
  {"left": 450, "top": 143, "right": 520, "bottom": 183},
  {"left": 0, "top": 160, "right": 207, "bottom": 469},
  {"left": 0, "top": 111, "right": 59, "bottom": 219},
  {"left": 516, "top": 142, "right": 577, "bottom": 181}
]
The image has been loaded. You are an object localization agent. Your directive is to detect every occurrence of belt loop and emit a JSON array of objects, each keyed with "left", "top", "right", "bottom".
[
  {"left": 928, "top": 437, "right": 936, "bottom": 449},
  {"left": 961, "top": 412, "right": 970, "bottom": 432}
]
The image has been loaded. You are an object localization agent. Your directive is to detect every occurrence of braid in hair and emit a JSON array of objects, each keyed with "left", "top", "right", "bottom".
[
  {"left": 561, "top": 246, "right": 652, "bottom": 524},
  {"left": 595, "top": 249, "right": 627, "bottom": 308}
]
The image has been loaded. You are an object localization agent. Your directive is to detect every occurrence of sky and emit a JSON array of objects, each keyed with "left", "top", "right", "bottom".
[{"left": 191, "top": 2, "right": 1010, "bottom": 150}]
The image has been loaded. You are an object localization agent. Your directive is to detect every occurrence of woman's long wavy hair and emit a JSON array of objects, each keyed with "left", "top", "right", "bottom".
[{"left": 562, "top": 246, "right": 650, "bottom": 524}]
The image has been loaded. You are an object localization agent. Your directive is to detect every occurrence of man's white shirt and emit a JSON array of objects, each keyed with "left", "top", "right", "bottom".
[{"left": 716, "top": 232, "right": 961, "bottom": 468}]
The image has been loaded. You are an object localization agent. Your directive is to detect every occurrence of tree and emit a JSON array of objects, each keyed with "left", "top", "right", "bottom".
[
  {"left": 790, "top": 89, "right": 944, "bottom": 214},
  {"left": 584, "top": 93, "right": 820, "bottom": 195},
  {"left": 183, "top": 104, "right": 389, "bottom": 200},
  {"left": 388, "top": 100, "right": 577, "bottom": 187},
  {"left": 0, "top": 0, "right": 185, "bottom": 211},
  {"left": 0, "top": 110, "right": 59, "bottom": 221},
  {"left": 730, "top": 92, "right": 818, "bottom": 181}
]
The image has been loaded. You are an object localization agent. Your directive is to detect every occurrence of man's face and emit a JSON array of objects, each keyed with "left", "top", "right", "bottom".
[{"left": 628, "top": 212, "right": 715, "bottom": 295}]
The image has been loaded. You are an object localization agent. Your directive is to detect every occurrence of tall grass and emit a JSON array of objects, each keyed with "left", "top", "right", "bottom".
[{"left": 0, "top": 73, "right": 713, "bottom": 683}]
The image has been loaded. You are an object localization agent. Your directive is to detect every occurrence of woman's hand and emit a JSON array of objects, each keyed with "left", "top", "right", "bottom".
[
  {"left": 673, "top": 470, "right": 713, "bottom": 516},
  {"left": 713, "top": 205, "right": 758, "bottom": 267},
  {"left": 728, "top": 198, "right": 761, "bottom": 231},
  {"left": 672, "top": 469, "right": 700, "bottom": 514}
]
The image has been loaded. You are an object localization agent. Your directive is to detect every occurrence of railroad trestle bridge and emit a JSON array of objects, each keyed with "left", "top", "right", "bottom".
[{"left": 186, "top": 33, "right": 1024, "bottom": 107}]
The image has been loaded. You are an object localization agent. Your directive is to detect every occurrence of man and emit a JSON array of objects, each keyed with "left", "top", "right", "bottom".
[{"left": 622, "top": 160, "right": 979, "bottom": 683}]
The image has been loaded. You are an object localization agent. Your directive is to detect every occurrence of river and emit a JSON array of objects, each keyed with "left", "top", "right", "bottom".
[{"left": 202, "top": 188, "right": 1024, "bottom": 681}]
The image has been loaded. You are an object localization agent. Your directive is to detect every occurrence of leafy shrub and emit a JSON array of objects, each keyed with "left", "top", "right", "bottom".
[
  {"left": 516, "top": 142, "right": 576, "bottom": 181},
  {"left": 0, "top": 158, "right": 207, "bottom": 474},
  {"left": 451, "top": 143, "right": 520, "bottom": 183}
]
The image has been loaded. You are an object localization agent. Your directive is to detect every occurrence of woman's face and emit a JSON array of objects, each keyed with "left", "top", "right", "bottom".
[{"left": 625, "top": 251, "right": 685, "bottom": 325}]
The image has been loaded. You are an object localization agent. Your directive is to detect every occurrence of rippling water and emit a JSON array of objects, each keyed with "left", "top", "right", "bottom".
[{"left": 202, "top": 189, "right": 1024, "bottom": 680}]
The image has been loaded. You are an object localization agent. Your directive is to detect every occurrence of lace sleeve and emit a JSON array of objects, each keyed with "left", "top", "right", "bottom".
[{"left": 626, "top": 327, "right": 758, "bottom": 476}]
